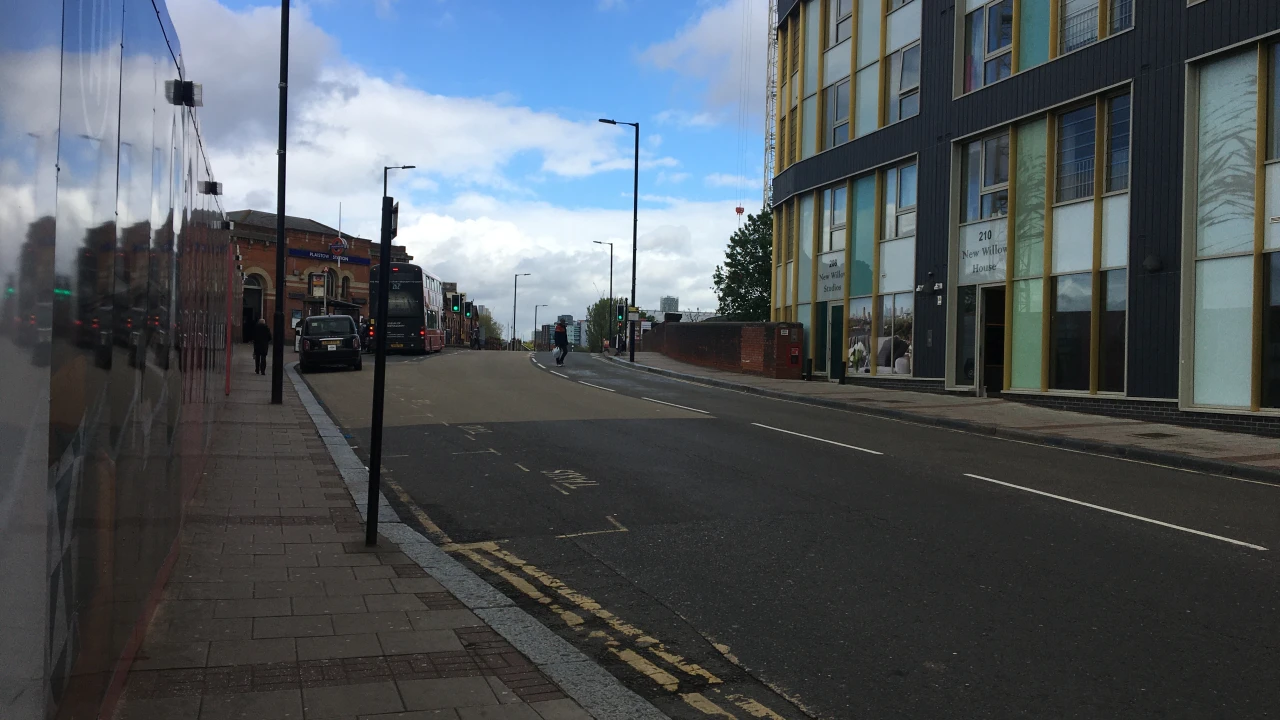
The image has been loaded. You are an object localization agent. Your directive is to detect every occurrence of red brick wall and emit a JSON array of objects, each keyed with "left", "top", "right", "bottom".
[{"left": 641, "top": 322, "right": 803, "bottom": 379}]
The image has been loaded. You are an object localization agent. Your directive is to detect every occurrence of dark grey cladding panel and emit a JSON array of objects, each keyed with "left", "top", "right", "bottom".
[{"left": 778, "top": 0, "right": 800, "bottom": 25}]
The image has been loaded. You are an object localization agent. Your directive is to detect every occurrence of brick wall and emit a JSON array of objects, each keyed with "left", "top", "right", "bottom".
[{"left": 641, "top": 322, "right": 804, "bottom": 379}]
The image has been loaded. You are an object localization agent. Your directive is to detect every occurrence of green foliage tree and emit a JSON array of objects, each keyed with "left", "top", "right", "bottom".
[
  {"left": 712, "top": 208, "right": 772, "bottom": 321},
  {"left": 477, "top": 310, "right": 503, "bottom": 343},
  {"left": 585, "top": 296, "right": 615, "bottom": 353}
]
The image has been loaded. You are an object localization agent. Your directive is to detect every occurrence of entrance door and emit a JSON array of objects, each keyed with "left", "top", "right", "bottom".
[
  {"left": 829, "top": 303, "right": 843, "bottom": 378},
  {"left": 814, "top": 302, "right": 828, "bottom": 373},
  {"left": 980, "top": 286, "right": 1006, "bottom": 395}
]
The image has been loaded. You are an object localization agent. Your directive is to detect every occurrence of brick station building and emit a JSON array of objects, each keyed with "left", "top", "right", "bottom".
[{"left": 228, "top": 210, "right": 411, "bottom": 343}]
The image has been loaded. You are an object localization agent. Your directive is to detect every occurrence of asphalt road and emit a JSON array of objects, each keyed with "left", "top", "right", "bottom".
[{"left": 304, "top": 348, "right": 1280, "bottom": 720}]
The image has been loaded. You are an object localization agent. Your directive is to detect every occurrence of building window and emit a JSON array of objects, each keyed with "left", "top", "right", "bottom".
[
  {"left": 1265, "top": 252, "right": 1280, "bottom": 408},
  {"left": 1059, "top": 0, "right": 1099, "bottom": 55},
  {"left": 1056, "top": 105, "right": 1096, "bottom": 203},
  {"left": 885, "top": 162, "right": 917, "bottom": 239},
  {"left": 1050, "top": 272, "right": 1092, "bottom": 390},
  {"left": 823, "top": 184, "right": 848, "bottom": 252},
  {"left": 828, "top": 0, "right": 853, "bottom": 46},
  {"left": 886, "top": 43, "right": 921, "bottom": 123},
  {"left": 964, "top": 0, "right": 1012, "bottom": 93},
  {"left": 1099, "top": 269, "right": 1126, "bottom": 392},
  {"left": 1270, "top": 43, "right": 1280, "bottom": 161},
  {"left": 825, "top": 80, "right": 850, "bottom": 147},
  {"left": 1105, "top": 94, "right": 1130, "bottom": 193},
  {"left": 962, "top": 132, "right": 1010, "bottom": 223},
  {"left": 878, "top": 293, "right": 914, "bottom": 374},
  {"left": 340, "top": 275, "right": 350, "bottom": 299},
  {"left": 1110, "top": 0, "right": 1133, "bottom": 33}
]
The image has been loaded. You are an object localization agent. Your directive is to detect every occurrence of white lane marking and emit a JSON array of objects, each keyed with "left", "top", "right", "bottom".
[
  {"left": 641, "top": 397, "right": 710, "bottom": 414},
  {"left": 551, "top": 371, "right": 569, "bottom": 378},
  {"left": 515, "top": 463, "right": 530, "bottom": 472},
  {"left": 579, "top": 381, "right": 616, "bottom": 393},
  {"left": 536, "top": 363, "right": 546, "bottom": 369},
  {"left": 962, "top": 473, "right": 1268, "bottom": 551},
  {"left": 751, "top": 423, "right": 883, "bottom": 455}
]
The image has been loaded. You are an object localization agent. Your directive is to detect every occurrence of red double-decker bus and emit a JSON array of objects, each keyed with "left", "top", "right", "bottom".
[{"left": 368, "top": 263, "right": 445, "bottom": 354}]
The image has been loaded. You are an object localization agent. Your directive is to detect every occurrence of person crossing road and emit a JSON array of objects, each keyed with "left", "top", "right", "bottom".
[{"left": 553, "top": 320, "right": 569, "bottom": 366}]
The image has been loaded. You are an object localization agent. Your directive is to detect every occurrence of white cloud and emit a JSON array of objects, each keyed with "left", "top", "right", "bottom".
[
  {"left": 395, "top": 195, "right": 736, "bottom": 334},
  {"left": 640, "top": 0, "right": 769, "bottom": 121},
  {"left": 164, "top": 0, "right": 735, "bottom": 335},
  {"left": 704, "top": 172, "right": 755, "bottom": 189},
  {"left": 653, "top": 109, "right": 718, "bottom": 129},
  {"left": 656, "top": 171, "right": 690, "bottom": 185},
  {"left": 597, "top": 0, "right": 625, "bottom": 10}
]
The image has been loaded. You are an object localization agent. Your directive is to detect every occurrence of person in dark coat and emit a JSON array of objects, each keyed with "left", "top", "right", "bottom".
[
  {"left": 252, "top": 318, "right": 271, "bottom": 374},
  {"left": 553, "top": 321, "right": 569, "bottom": 366}
]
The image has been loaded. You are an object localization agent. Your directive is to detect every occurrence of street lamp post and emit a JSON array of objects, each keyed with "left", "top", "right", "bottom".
[
  {"left": 270, "top": 0, "right": 291, "bottom": 404},
  {"left": 366, "top": 164, "right": 414, "bottom": 547},
  {"left": 598, "top": 118, "right": 639, "bottom": 362},
  {"left": 533, "top": 304, "right": 548, "bottom": 351},
  {"left": 512, "top": 273, "right": 530, "bottom": 350}
]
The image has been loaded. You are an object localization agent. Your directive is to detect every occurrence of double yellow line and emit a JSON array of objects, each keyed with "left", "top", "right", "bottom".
[{"left": 447, "top": 540, "right": 795, "bottom": 719}]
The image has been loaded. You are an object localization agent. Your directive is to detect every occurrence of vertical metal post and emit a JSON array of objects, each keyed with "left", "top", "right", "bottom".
[
  {"left": 270, "top": 0, "right": 290, "bottom": 405},
  {"left": 226, "top": 240, "right": 233, "bottom": 396},
  {"left": 629, "top": 122, "right": 639, "bottom": 362},
  {"left": 512, "top": 275, "right": 518, "bottom": 350},
  {"left": 367, "top": 195, "right": 393, "bottom": 546}
]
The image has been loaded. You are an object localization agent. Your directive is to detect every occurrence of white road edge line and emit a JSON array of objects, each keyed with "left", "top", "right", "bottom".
[
  {"left": 579, "top": 381, "right": 616, "bottom": 393},
  {"left": 535, "top": 363, "right": 546, "bottom": 369},
  {"left": 641, "top": 397, "right": 709, "bottom": 414},
  {"left": 962, "top": 473, "right": 1268, "bottom": 551},
  {"left": 751, "top": 423, "right": 883, "bottom": 455},
  {"left": 550, "top": 371, "right": 569, "bottom": 378}
]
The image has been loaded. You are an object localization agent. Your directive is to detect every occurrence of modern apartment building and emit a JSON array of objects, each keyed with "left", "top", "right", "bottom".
[
  {"left": 660, "top": 296, "right": 680, "bottom": 313},
  {"left": 770, "top": 0, "right": 1280, "bottom": 429}
]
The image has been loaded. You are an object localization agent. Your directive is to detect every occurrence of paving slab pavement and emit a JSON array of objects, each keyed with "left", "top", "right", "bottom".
[{"left": 113, "top": 348, "right": 660, "bottom": 720}]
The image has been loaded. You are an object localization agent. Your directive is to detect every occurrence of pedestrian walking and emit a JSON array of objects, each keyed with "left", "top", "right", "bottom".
[
  {"left": 252, "top": 317, "right": 271, "bottom": 375},
  {"left": 553, "top": 320, "right": 569, "bottom": 366}
]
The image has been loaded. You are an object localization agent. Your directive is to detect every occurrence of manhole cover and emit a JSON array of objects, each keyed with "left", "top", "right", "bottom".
[{"left": 1131, "top": 431, "right": 1177, "bottom": 439}]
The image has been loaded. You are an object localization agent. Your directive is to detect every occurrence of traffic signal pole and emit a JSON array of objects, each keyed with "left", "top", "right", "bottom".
[{"left": 367, "top": 195, "right": 394, "bottom": 547}]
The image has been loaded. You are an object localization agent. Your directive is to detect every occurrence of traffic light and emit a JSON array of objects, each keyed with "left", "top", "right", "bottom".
[
  {"left": 615, "top": 303, "right": 625, "bottom": 322},
  {"left": 450, "top": 294, "right": 461, "bottom": 313},
  {"left": 464, "top": 301, "right": 473, "bottom": 319}
]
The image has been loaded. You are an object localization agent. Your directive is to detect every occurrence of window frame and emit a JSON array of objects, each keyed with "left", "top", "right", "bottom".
[
  {"left": 1054, "top": 103, "right": 1098, "bottom": 205},
  {"left": 961, "top": 131, "right": 1011, "bottom": 225},
  {"left": 825, "top": 79, "right": 851, "bottom": 148},
  {"left": 828, "top": 0, "right": 854, "bottom": 49},
  {"left": 983, "top": 0, "right": 1014, "bottom": 85},
  {"left": 1104, "top": 92, "right": 1131, "bottom": 195},
  {"left": 886, "top": 42, "right": 922, "bottom": 124}
]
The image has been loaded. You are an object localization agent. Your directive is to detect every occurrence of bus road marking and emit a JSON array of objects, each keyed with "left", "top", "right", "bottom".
[{"left": 543, "top": 469, "right": 596, "bottom": 492}]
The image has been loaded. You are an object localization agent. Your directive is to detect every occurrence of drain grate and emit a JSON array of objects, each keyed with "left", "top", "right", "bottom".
[{"left": 1131, "top": 431, "right": 1178, "bottom": 439}]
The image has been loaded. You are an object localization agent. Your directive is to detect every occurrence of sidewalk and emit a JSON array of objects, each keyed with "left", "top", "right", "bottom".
[
  {"left": 609, "top": 352, "right": 1280, "bottom": 483},
  {"left": 113, "top": 349, "right": 600, "bottom": 720}
]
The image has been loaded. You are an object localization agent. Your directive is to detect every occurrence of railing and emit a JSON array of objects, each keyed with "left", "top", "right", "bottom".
[{"left": 1060, "top": 4, "right": 1098, "bottom": 54}]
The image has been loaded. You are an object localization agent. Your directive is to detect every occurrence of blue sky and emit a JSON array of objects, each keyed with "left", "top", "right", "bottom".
[{"left": 172, "top": 0, "right": 766, "bottom": 330}]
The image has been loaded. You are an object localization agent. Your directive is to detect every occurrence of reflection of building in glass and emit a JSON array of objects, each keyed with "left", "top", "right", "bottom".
[
  {"left": 0, "top": 2, "right": 244, "bottom": 717},
  {"left": 770, "top": 0, "right": 1280, "bottom": 428}
]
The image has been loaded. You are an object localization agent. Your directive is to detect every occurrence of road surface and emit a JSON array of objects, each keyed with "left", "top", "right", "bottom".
[{"left": 303, "top": 348, "right": 1280, "bottom": 720}]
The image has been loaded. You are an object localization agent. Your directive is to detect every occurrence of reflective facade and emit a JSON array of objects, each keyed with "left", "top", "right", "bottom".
[
  {"left": 772, "top": 0, "right": 1280, "bottom": 425},
  {"left": 0, "top": 2, "right": 229, "bottom": 717}
]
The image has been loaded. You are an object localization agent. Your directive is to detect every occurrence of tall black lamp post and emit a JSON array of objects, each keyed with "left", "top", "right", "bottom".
[
  {"left": 598, "top": 118, "right": 639, "bottom": 362},
  {"left": 271, "top": 0, "right": 291, "bottom": 404},
  {"left": 511, "top": 273, "right": 530, "bottom": 350},
  {"left": 366, "top": 164, "right": 414, "bottom": 547}
]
